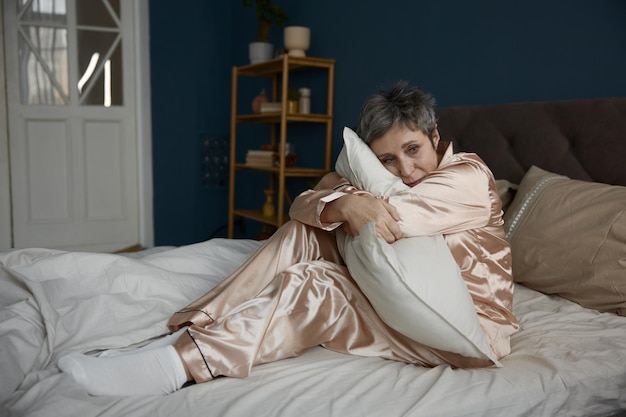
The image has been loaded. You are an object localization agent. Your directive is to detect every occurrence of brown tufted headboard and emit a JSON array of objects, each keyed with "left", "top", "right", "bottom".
[{"left": 436, "top": 98, "right": 626, "bottom": 186}]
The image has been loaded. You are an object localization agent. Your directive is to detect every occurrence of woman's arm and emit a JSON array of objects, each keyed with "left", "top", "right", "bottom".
[
  {"left": 390, "top": 156, "right": 494, "bottom": 237},
  {"left": 288, "top": 172, "right": 352, "bottom": 229},
  {"left": 289, "top": 172, "right": 402, "bottom": 243}
]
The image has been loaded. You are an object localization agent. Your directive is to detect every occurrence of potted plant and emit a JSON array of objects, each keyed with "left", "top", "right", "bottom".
[{"left": 243, "top": 0, "right": 288, "bottom": 64}]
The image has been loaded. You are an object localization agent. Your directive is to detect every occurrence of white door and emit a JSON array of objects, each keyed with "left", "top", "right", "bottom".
[{"left": 2, "top": 0, "right": 151, "bottom": 252}]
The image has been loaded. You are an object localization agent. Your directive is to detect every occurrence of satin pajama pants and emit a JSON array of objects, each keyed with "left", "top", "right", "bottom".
[{"left": 167, "top": 220, "right": 490, "bottom": 383}]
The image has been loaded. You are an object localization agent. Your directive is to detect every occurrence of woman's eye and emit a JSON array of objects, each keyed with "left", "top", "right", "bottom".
[
  {"left": 408, "top": 145, "right": 419, "bottom": 154},
  {"left": 380, "top": 157, "right": 395, "bottom": 165}
]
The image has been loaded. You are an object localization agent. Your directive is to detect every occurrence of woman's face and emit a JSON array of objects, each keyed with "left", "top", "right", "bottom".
[{"left": 369, "top": 126, "right": 441, "bottom": 187}]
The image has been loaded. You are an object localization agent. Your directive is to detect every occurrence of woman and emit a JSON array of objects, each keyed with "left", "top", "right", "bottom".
[{"left": 59, "top": 81, "right": 518, "bottom": 396}]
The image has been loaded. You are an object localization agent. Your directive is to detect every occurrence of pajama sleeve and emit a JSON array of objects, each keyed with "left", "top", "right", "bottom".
[
  {"left": 390, "top": 154, "right": 495, "bottom": 238},
  {"left": 289, "top": 172, "right": 372, "bottom": 230}
]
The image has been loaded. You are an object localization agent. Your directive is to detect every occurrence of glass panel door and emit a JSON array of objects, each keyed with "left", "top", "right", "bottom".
[
  {"left": 4, "top": 0, "right": 143, "bottom": 252},
  {"left": 76, "top": 0, "right": 122, "bottom": 106},
  {"left": 15, "top": 0, "right": 123, "bottom": 107},
  {"left": 17, "top": 0, "right": 69, "bottom": 104}
]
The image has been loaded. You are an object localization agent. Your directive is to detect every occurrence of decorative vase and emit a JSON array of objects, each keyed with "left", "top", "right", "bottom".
[
  {"left": 252, "top": 89, "right": 269, "bottom": 114},
  {"left": 285, "top": 142, "right": 298, "bottom": 167},
  {"left": 262, "top": 189, "right": 275, "bottom": 217},
  {"left": 286, "top": 100, "right": 299, "bottom": 114},
  {"left": 284, "top": 26, "right": 310, "bottom": 57},
  {"left": 249, "top": 42, "right": 274, "bottom": 64},
  {"left": 298, "top": 87, "right": 311, "bottom": 114}
]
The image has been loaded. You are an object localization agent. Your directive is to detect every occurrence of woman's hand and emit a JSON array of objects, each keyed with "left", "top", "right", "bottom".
[{"left": 323, "top": 194, "right": 402, "bottom": 243}]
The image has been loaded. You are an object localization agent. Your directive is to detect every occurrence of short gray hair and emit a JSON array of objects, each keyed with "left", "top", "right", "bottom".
[{"left": 356, "top": 81, "right": 437, "bottom": 145}]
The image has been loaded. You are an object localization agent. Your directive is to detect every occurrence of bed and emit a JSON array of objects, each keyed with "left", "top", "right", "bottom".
[{"left": 1, "top": 97, "right": 626, "bottom": 417}]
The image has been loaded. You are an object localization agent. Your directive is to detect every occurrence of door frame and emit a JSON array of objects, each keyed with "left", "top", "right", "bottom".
[
  {"left": 134, "top": 0, "right": 154, "bottom": 249},
  {"left": 0, "top": 6, "right": 11, "bottom": 251},
  {"left": 0, "top": 0, "right": 154, "bottom": 251}
]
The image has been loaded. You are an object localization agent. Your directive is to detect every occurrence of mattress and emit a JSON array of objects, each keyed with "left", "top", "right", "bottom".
[{"left": 1, "top": 238, "right": 625, "bottom": 417}]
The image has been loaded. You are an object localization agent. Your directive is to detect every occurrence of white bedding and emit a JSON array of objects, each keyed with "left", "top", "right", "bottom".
[{"left": 1, "top": 239, "right": 626, "bottom": 417}]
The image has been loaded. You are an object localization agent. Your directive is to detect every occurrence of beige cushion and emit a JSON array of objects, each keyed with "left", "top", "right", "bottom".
[
  {"left": 504, "top": 166, "right": 626, "bottom": 316},
  {"left": 495, "top": 179, "right": 518, "bottom": 213}
]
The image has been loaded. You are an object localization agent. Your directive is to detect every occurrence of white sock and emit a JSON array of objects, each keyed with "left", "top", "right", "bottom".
[
  {"left": 99, "top": 327, "right": 188, "bottom": 357},
  {"left": 58, "top": 345, "right": 189, "bottom": 396}
]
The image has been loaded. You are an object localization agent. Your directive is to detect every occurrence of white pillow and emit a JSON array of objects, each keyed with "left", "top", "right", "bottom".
[
  {"left": 334, "top": 127, "right": 499, "bottom": 364},
  {"left": 335, "top": 127, "right": 407, "bottom": 196}
]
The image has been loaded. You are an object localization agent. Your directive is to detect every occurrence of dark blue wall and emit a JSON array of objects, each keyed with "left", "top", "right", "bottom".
[
  {"left": 150, "top": 0, "right": 626, "bottom": 245},
  {"left": 150, "top": 1, "right": 232, "bottom": 245}
]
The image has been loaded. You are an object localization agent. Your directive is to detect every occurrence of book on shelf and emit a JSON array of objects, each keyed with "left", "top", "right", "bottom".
[
  {"left": 246, "top": 150, "right": 275, "bottom": 156},
  {"left": 245, "top": 149, "right": 276, "bottom": 167},
  {"left": 260, "top": 102, "right": 282, "bottom": 113}
]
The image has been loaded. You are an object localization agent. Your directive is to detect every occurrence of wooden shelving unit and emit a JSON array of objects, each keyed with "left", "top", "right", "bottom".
[{"left": 228, "top": 56, "right": 335, "bottom": 238}]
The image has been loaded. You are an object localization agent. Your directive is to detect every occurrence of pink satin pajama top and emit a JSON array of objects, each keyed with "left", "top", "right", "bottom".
[{"left": 289, "top": 142, "right": 520, "bottom": 358}]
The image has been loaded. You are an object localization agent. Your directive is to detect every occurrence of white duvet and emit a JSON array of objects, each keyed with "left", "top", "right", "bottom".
[{"left": 1, "top": 239, "right": 626, "bottom": 417}]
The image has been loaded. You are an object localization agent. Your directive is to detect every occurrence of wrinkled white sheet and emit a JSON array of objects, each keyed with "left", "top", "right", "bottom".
[{"left": 1, "top": 239, "right": 625, "bottom": 417}]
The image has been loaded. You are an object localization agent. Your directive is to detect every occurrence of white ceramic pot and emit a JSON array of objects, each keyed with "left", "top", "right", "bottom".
[
  {"left": 249, "top": 42, "right": 274, "bottom": 64},
  {"left": 284, "top": 26, "right": 310, "bottom": 57}
]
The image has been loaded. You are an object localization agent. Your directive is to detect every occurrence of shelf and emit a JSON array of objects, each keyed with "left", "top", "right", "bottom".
[
  {"left": 236, "top": 113, "right": 331, "bottom": 123},
  {"left": 233, "top": 209, "right": 280, "bottom": 227},
  {"left": 236, "top": 56, "right": 335, "bottom": 77},
  {"left": 229, "top": 56, "right": 335, "bottom": 237},
  {"left": 235, "top": 164, "right": 327, "bottom": 177}
]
